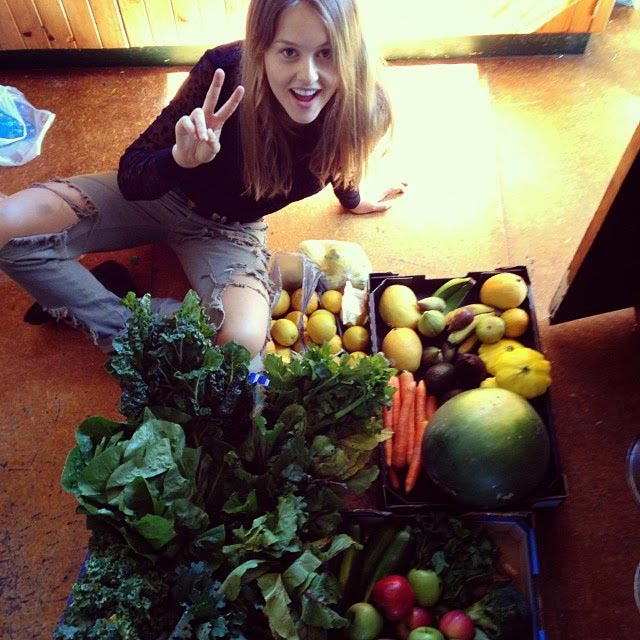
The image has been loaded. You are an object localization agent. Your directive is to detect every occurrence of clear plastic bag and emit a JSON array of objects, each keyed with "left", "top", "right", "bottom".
[{"left": 0, "top": 86, "right": 55, "bottom": 167}]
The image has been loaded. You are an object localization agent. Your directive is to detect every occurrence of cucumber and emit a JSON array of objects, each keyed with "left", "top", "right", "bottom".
[
  {"left": 362, "top": 525, "right": 413, "bottom": 602},
  {"left": 357, "top": 521, "right": 398, "bottom": 594},
  {"left": 338, "top": 523, "right": 362, "bottom": 592}
]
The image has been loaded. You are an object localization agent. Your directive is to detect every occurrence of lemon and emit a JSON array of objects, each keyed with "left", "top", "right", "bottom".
[
  {"left": 264, "top": 339, "right": 277, "bottom": 355},
  {"left": 271, "top": 318, "right": 299, "bottom": 347},
  {"left": 285, "top": 310, "right": 308, "bottom": 330},
  {"left": 271, "top": 289, "right": 290, "bottom": 317},
  {"left": 310, "top": 308, "right": 336, "bottom": 320},
  {"left": 347, "top": 351, "right": 367, "bottom": 366},
  {"left": 381, "top": 327, "right": 422, "bottom": 372},
  {"left": 326, "top": 333, "right": 343, "bottom": 354},
  {"left": 342, "top": 325, "right": 370, "bottom": 353},
  {"left": 500, "top": 307, "right": 530, "bottom": 338},
  {"left": 320, "top": 289, "right": 343, "bottom": 314},
  {"left": 479, "top": 273, "right": 528, "bottom": 309},
  {"left": 291, "top": 288, "right": 319, "bottom": 314},
  {"left": 275, "top": 345, "right": 292, "bottom": 363},
  {"left": 307, "top": 312, "right": 337, "bottom": 345}
]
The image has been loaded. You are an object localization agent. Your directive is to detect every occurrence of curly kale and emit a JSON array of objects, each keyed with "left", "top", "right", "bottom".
[
  {"left": 105, "top": 291, "right": 253, "bottom": 427},
  {"left": 54, "top": 529, "right": 177, "bottom": 640},
  {"left": 465, "top": 581, "right": 532, "bottom": 640}
]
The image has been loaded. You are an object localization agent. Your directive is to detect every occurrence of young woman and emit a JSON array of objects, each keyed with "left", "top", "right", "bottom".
[{"left": 0, "top": 0, "right": 404, "bottom": 358}]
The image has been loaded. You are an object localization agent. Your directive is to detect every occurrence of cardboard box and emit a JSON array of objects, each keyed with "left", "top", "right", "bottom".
[
  {"left": 337, "top": 509, "right": 546, "bottom": 640},
  {"left": 369, "top": 266, "right": 567, "bottom": 511}
]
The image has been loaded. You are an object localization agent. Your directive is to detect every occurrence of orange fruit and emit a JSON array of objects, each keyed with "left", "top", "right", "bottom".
[{"left": 500, "top": 307, "right": 530, "bottom": 338}]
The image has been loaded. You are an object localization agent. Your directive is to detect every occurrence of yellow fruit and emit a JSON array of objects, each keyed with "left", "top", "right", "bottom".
[
  {"left": 347, "top": 351, "right": 367, "bottom": 366},
  {"left": 480, "top": 376, "right": 498, "bottom": 388},
  {"left": 285, "top": 310, "right": 308, "bottom": 330},
  {"left": 310, "top": 308, "right": 335, "bottom": 320},
  {"left": 326, "top": 334, "right": 343, "bottom": 354},
  {"left": 320, "top": 290, "right": 343, "bottom": 314},
  {"left": 479, "top": 273, "right": 528, "bottom": 309},
  {"left": 478, "top": 339, "right": 525, "bottom": 375},
  {"left": 378, "top": 284, "right": 421, "bottom": 329},
  {"left": 291, "top": 288, "right": 319, "bottom": 314},
  {"left": 275, "top": 345, "right": 292, "bottom": 363},
  {"left": 342, "top": 325, "right": 370, "bottom": 353},
  {"left": 271, "top": 289, "right": 290, "bottom": 317},
  {"left": 264, "top": 339, "right": 276, "bottom": 355},
  {"left": 271, "top": 318, "right": 299, "bottom": 347},
  {"left": 307, "top": 312, "right": 337, "bottom": 345},
  {"left": 381, "top": 327, "right": 422, "bottom": 372},
  {"left": 500, "top": 307, "right": 530, "bottom": 338}
]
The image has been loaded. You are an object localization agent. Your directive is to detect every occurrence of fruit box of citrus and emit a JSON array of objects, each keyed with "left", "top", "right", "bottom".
[
  {"left": 333, "top": 509, "right": 546, "bottom": 640},
  {"left": 368, "top": 265, "right": 568, "bottom": 512}
]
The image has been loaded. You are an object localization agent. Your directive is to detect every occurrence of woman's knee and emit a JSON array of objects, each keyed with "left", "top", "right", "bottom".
[
  {"left": 0, "top": 185, "right": 81, "bottom": 248},
  {"left": 214, "top": 281, "right": 270, "bottom": 359}
]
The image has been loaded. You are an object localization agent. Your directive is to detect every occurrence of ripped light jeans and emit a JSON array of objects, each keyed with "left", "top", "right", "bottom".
[{"left": 0, "top": 171, "right": 272, "bottom": 352}]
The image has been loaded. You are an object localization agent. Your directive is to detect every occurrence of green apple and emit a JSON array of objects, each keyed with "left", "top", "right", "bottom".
[
  {"left": 407, "top": 627, "right": 445, "bottom": 640},
  {"left": 344, "top": 602, "right": 383, "bottom": 640},
  {"left": 406, "top": 569, "right": 442, "bottom": 607}
]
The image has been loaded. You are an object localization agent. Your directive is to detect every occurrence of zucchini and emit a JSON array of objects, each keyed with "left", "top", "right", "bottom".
[
  {"left": 363, "top": 525, "right": 413, "bottom": 602},
  {"left": 358, "top": 521, "right": 398, "bottom": 594}
]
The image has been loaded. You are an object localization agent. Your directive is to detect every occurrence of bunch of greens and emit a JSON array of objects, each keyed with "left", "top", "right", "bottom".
[
  {"left": 411, "top": 512, "right": 499, "bottom": 608},
  {"left": 59, "top": 290, "right": 396, "bottom": 640}
]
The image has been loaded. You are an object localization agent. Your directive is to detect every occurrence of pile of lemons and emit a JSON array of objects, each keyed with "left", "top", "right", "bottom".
[{"left": 266, "top": 287, "right": 370, "bottom": 364}]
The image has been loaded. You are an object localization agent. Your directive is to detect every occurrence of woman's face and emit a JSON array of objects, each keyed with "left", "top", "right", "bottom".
[{"left": 264, "top": 2, "right": 339, "bottom": 125}]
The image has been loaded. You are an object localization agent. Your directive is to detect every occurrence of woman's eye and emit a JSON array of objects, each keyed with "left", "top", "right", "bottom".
[
  {"left": 318, "top": 48, "right": 332, "bottom": 59},
  {"left": 282, "top": 48, "right": 297, "bottom": 58}
]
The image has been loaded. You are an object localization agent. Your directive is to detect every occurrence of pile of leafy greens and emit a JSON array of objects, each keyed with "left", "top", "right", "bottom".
[{"left": 57, "top": 291, "right": 395, "bottom": 640}]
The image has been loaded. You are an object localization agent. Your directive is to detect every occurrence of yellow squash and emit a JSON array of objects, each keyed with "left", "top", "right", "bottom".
[{"left": 494, "top": 347, "right": 552, "bottom": 399}]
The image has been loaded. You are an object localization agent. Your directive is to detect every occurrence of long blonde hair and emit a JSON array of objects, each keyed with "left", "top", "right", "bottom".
[{"left": 240, "top": 0, "right": 392, "bottom": 200}]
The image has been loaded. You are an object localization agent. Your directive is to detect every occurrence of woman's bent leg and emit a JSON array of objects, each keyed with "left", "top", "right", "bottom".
[
  {"left": 169, "top": 215, "right": 273, "bottom": 359},
  {"left": 0, "top": 173, "right": 168, "bottom": 351}
]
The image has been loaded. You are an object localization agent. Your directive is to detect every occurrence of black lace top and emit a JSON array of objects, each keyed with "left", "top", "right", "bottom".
[{"left": 117, "top": 41, "right": 360, "bottom": 222}]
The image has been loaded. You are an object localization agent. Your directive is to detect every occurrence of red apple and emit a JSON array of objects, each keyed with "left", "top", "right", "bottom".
[
  {"left": 438, "top": 609, "right": 475, "bottom": 640},
  {"left": 396, "top": 606, "right": 435, "bottom": 640},
  {"left": 371, "top": 574, "right": 415, "bottom": 621}
]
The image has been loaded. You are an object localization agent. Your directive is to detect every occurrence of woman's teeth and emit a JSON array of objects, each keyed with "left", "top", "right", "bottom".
[{"left": 291, "top": 89, "right": 317, "bottom": 102}]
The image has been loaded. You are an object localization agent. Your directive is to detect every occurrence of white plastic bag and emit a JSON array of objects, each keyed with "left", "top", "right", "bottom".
[
  {"left": 0, "top": 86, "right": 55, "bottom": 166},
  {"left": 298, "top": 239, "right": 372, "bottom": 291}
]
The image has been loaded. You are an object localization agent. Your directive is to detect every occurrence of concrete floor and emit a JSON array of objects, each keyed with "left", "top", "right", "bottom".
[{"left": 1, "top": 6, "right": 639, "bottom": 639}]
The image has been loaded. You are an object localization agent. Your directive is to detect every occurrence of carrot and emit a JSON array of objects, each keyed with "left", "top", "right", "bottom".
[
  {"left": 388, "top": 466, "right": 401, "bottom": 491},
  {"left": 405, "top": 418, "right": 428, "bottom": 493},
  {"left": 415, "top": 379, "right": 427, "bottom": 429},
  {"left": 391, "top": 375, "right": 402, "bottom": 427},
  {"left": 383, "top": 376, "right": 399, "bottom": 467},
  {"left": 392, "top": 372, "right": 416, "bottom": 469}
]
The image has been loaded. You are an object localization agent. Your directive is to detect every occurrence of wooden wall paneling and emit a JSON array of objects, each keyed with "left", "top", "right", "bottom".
[
  {"left": 87, "top": 0, "right": 128, "bottom": 48},
  {"left": 537, "top": 2, "right": 579, "bottom": 32},
  {"left": 60, "top": 0, "right": 101, "bottom": 48},
  {"left": 171, "top": 0, "right": 206, "bottom": 45},
  {"left": 143, "top": 0, "right": 178, "bottom": 46},
  {"left": 588, "top": 0, "right": 616, "bottom": 32},
  {"left": 6, "top": 0, "right": 51, "bottom": 49},
  {"left": 32, "top": 0, "right": 76, "bottom": 48},
  {"left": 198, "top": 0, "right": 231, "bottom": 47},
  {"left": 117, "top": 0, "right": 153, "bottom": 47},
  {"left": 0, "top": 0, "right": 26, "bottom": 49}
]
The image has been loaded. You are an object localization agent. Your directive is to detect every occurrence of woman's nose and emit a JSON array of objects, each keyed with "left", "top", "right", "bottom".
[{"left": 297, "top": 56, "right": 319, "bottom": 84}]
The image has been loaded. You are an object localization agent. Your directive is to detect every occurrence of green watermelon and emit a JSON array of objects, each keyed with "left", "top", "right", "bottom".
[{"left": 422, "top": 387, "right": 550, "bottom": 508}]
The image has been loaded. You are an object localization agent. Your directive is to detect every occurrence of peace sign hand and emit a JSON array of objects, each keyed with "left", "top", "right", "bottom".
[{"left": 172, "top": 68, "right": 245, "bottom": 169}]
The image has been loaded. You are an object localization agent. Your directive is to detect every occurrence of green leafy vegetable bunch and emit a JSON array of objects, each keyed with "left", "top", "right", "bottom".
[{"left": 59, "top": 291, "right": 396, "bottom": 640}]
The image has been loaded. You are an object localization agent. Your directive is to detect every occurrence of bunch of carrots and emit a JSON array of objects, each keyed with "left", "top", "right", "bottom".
[{"left": 383, "top": 370, "right": 438, "bottom": 494}]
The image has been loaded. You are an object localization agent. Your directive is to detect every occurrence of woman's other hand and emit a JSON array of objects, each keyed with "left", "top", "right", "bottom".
[
  {"left": 347, "top": 181, "right": 408, "bottom": 214},
  {"left": 172, "top": 68, "right": 245, "bottom": 168}
]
